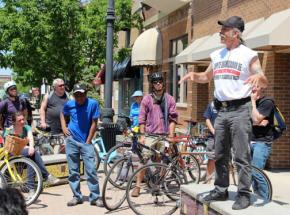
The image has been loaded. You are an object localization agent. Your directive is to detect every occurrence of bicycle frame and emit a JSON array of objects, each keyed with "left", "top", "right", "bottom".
[{"left": 0, "top": 148, "right": 23, "bottom": 182}]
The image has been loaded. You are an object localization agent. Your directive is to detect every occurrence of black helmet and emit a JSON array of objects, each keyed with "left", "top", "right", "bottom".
[{"left": 150, "top": 72, "right": 163, "bottom": 83}]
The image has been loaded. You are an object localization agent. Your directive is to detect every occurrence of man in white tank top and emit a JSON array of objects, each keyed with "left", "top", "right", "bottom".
[{"left": 180, "top": 16, "right": 268, "bottom": 210}]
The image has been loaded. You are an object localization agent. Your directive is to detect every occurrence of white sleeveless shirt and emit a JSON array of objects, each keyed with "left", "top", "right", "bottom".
[{"left": 210, "top": 44, "right": 257, "bottom": 101}]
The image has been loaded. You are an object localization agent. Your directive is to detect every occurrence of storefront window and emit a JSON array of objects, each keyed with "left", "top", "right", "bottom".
[{"left": 169, "top": 35, "right": 188, "bottom": 103}]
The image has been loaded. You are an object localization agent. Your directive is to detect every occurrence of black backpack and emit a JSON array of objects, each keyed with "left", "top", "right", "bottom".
[{"left": 262, "top": 98, "right": 287, "bottom": 140}]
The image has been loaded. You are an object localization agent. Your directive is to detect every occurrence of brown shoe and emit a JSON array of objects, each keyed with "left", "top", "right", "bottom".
[{"left": 131, "top": 187, "right": 141, "bottom": 197}]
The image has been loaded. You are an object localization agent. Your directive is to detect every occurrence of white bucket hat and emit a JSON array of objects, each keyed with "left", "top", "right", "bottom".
[{"left": 131, "top": 90, "right": 143, "bottom": 97}]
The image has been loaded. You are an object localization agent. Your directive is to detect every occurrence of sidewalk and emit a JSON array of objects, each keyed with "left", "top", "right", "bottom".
[{"left": 27, "top": 167, "right": 290, "bottom": 215}]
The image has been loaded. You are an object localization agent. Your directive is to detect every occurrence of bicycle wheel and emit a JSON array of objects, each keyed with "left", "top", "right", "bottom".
[
  {"left": 251, "top": 166, "right": 273, "bottom": 201},
  {"left": 0, "top": 172, "right": 7, "bottom": 188},
  {"left": 179, "top": 154, "right": 200, "bottom": 184},
  {"left": 126, "top": 163, "right": 181, "bottom": 215},
  {"left": 104, "top": 142, "right": 131, "bottom": 175},
  {"left": 230, "top": 164, "right": 273, "bottom": 201},
  {"left": 102, "top": 157, "right": 135, "bottom": 211},
  {"left": 0, "top": 157, "right": 43, "bottom": 206},
  {"left": 35, "top": 137, "right": 54, "bottom": 155},
  {"left": 93, "top": 146, "right": 101, "bottom": 171}
]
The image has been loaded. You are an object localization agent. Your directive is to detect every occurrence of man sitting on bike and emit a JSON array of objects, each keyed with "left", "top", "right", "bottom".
[
  {"left": 3, "top": 111, "right": 60, "bottom": 198},
  {"left": 131, "top": 72, "right": 178, "bottom": 197}
]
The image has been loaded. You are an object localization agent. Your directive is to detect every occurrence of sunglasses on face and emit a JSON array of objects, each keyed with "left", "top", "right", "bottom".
[{"left": 152, "top": 80, "right": 163, "bottom": 85}]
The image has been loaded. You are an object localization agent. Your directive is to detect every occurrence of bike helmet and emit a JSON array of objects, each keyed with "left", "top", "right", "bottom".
[
  {"left": 4, "top": 80, "right": 16, "bottom": 92},
  {"left": 150, "top": 72, "right": 163, "bottom": 83}
]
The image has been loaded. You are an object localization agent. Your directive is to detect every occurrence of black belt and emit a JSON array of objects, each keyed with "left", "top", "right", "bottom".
[{"left": 214, "top": 97, "right": 251, "bottom": 109}]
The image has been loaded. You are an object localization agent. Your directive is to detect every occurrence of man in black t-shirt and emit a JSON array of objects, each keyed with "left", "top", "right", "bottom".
[{"left": 251, "top": 88, "right": 275, "bottom": 200}]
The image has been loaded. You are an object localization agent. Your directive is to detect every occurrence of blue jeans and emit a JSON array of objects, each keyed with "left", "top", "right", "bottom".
[
  {"left": 65, "top": 136, "right": 100, "bottom": 202},
  {"left": 22, "top": 147, "right": 49, "bottom": 189},
  {"left": 250, "top": 141, "right": 272, "bottom": 200}
]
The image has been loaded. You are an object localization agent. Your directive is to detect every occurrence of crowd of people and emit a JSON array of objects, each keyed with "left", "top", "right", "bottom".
[{"left": 0, "top": 14, "right": 279, "bottom": 213}]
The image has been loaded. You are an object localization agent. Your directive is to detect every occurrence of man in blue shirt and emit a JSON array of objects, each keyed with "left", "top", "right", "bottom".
[{"left": 60, "top": 84, "right": 103, "bottom": 207}]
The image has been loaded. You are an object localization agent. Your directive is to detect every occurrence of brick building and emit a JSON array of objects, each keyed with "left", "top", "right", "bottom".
[{"left": 132, "top": 0, "right": 290, "bottom": 168}]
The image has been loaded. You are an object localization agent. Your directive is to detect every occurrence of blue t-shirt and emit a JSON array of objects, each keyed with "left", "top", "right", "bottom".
[
  {"left": 129, "top": 102, "right": 140, "bottom": 127},
  {"left": 62, "top": 98, "right": 100, "bottom": 143},
  {"left": 203, "top": 102, "right": 218, "bottom": 137}
]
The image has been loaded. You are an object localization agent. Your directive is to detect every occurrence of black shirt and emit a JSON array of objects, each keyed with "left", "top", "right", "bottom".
[{"left": 252, "top": 96, "right": 275, "bottom": 142}]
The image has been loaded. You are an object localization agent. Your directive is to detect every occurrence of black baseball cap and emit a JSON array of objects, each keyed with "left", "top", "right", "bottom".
[
  {"left": 218, "top": 16, "right": 245, "bottom": 32},
  {"left": 73, "top": 84, "right": 86, "bottom": 94}
]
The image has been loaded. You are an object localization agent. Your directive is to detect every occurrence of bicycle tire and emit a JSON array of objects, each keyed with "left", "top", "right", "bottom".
[
  {"left": 180, "top": 154, "right": 201, "bottom": 184},
  {"left": 0, "top": 172, "right": 7, "bottom": 188},
  {"left": 0, "top": 157, "right": 43, "bottom": 206},
  {"left": 103, "top": 142, "right": 131, "bottom": 175},
  {"left": 126, "top": 163, "right": 181, "bottom": 215},
  {"left": 251, "top": 165, "right": 273, "bottom": 201},
  {"left": 102, "top": 157, "right": 134, "bottom": 211},
  {"left": 231, "top": 164, "right": 272, "bottom": 201},
  {"left": 93, "top": 146, "right": 101, "bottom": 171}
]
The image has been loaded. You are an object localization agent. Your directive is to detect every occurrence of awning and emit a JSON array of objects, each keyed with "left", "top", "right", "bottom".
[
  {"left": 113, "top": 57, "right": 140, "bottom": 80},
  {"left": 132, "top": 28, "right": 162, "bottom": 66},
  {"left": 245, "top": 9, "right": 290, "bottom": 49},
  {"left": 142, "top": 0, "right": 190, "bottom": 15},
  {"left": 190, "top": 18, "right": 264, "bottom": 62},
  {"left": 175, "top": 35, "right": 211, "bottom": 64}
]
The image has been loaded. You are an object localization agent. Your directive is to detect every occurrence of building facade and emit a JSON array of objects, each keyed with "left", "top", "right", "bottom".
[{"left": 133, "top": 0, "right": 290, "bottom": 168}]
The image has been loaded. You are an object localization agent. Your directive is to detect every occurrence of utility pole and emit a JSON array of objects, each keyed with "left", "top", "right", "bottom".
[{"left": 103, "top": 0, "right": 115, "bottom": 123}]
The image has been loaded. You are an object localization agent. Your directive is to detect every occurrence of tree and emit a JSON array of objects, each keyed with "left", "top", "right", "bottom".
[{"left": 0, "top": 0, "right": 140, "bottom": 93}]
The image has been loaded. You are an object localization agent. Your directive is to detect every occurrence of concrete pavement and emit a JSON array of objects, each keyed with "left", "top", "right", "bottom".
[{"left": 27, "top": 167, "right": 290, "bottom": 215}]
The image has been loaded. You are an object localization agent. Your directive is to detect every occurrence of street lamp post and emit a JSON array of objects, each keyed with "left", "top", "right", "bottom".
[{"left": 103, "top": 0, "right": 115, "bottom": 123}]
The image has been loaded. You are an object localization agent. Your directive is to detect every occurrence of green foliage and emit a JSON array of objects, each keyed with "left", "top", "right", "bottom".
[{"left": 0, "top": 0, "right": 141, "bottom": 99}]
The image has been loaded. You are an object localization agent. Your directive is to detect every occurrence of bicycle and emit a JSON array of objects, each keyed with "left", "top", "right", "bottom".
[
  {"left": 184, "top": 148, "right": 273, "bottom": 201},
  {"left": 0, "top": 135, "right": 43, "bottom": 206},
  {"left": 33, "top": 126, "right": 65, "bottom": 155},
  {"left": 102, "top": 131, "right": 200, "bottom": 213}
]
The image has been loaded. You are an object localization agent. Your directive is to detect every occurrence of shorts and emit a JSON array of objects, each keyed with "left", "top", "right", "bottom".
[
  {"left": 142, "top": 136, "right": 165, "bottom": 159},
  {"left": 206, "top": 137, "right": 215, "bottom": 160}
]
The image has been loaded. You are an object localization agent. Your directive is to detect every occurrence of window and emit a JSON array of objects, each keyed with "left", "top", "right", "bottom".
[
  {"left": 170, "top": 35, "right": 188, "bottom": 57},
  {"left": 169, "top": 35, "right": 188, "bottom": 104}
]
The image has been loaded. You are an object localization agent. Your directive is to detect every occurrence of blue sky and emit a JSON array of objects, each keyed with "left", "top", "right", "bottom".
[{"left": 0, "top": 68, "right": 12, "bottom": 76}]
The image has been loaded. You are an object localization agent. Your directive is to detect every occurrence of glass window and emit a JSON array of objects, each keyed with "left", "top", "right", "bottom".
[{"left": 169, "top": 35, "right": 188, "bottom": 103}]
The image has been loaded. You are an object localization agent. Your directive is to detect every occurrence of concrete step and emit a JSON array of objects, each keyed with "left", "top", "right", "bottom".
[
  {"left": 42, "top": 154, "right": 84, "bottom": 186},
  {"left": 181, "top": 183, "right": 290, "bottom": 215}
]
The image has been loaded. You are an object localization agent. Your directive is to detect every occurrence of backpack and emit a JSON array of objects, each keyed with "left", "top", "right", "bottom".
[
  {"left": 272, "top": 104, "right": 287, "bottom": 140},
  {"left": 262, "top": 97, "right": 287, "bottom": 140}
]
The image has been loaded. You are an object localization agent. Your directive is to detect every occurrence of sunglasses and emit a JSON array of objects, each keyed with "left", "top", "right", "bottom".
[{"left": 152, "top": 80, "right": 163, "bottom": 85}]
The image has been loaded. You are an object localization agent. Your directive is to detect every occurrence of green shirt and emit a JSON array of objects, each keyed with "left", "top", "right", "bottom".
[{"left": 3, "top": 125, "right": 31, "bottom": 139}]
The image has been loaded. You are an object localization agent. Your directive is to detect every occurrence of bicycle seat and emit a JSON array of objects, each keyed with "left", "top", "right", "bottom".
[{"left": 36, "top": 126, "right": 51, "bottom": 132}]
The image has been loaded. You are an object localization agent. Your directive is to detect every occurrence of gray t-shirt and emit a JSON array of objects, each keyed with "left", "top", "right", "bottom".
[{"left": 45, "top": 92, "right": 68, "bottom": 134}]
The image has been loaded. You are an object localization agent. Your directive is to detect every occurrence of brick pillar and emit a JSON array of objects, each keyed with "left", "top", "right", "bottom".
[{"left": 264, "top": 52, "right": 290, "bottom": 168}]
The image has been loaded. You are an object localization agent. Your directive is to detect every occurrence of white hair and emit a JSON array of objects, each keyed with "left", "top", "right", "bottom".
[
  {"left": 52, "top": 78, "right": 64, "bottom": 88},
  {"left": 233, "top": 28, "right": 244, "bottom": 44}
]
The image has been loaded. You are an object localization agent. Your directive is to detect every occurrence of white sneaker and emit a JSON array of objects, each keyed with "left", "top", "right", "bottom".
[{"left": 46, "top": 174, "right": 60, "bottom": 185}]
